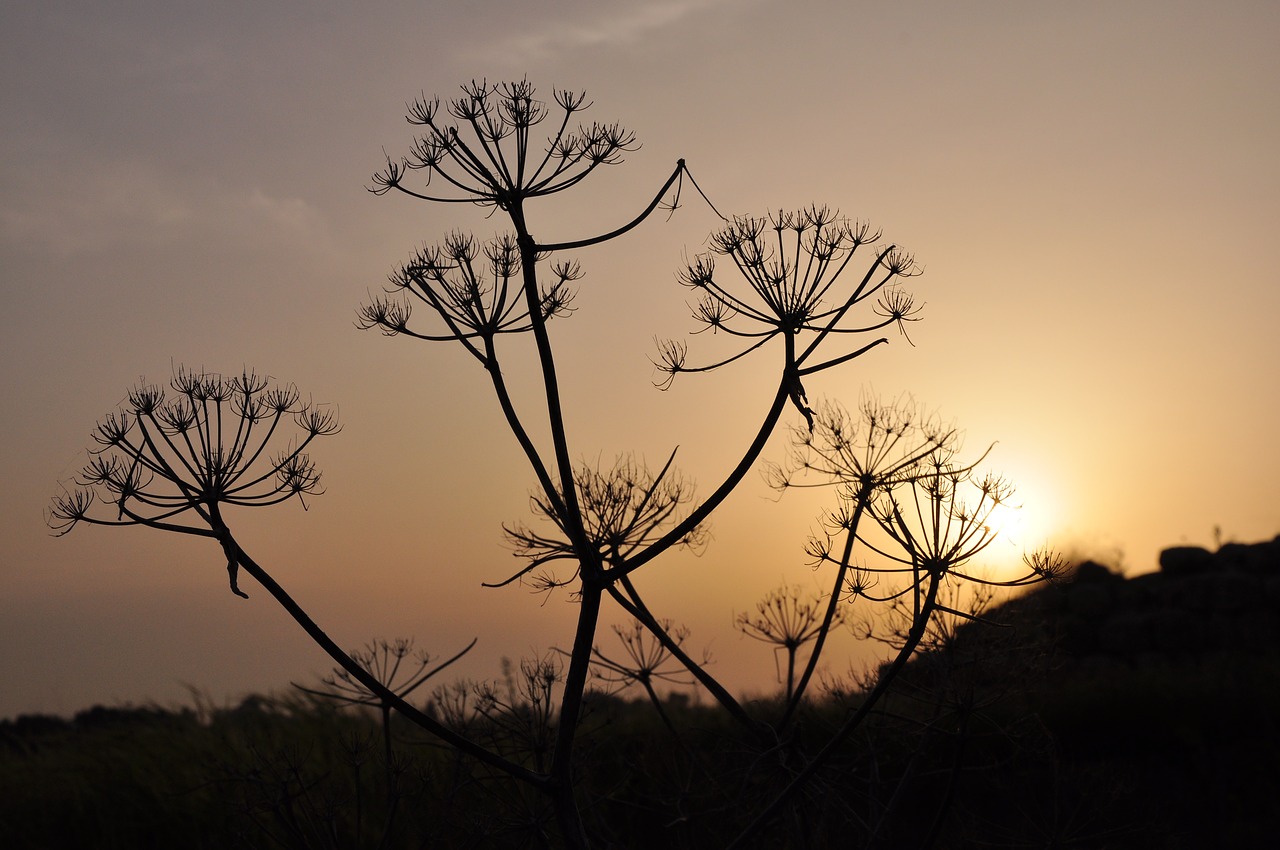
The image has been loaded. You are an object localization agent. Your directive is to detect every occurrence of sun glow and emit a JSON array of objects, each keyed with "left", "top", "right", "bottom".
[{"left": 975, "top": 469, "right": 1062, "bottom": 581}]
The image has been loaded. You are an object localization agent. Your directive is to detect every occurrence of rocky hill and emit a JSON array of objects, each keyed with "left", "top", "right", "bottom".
[
  {"left": 944, "top": 535, "right": 1280, "bottom": 848},
  {"left": 1048, "top": 536, "right": 1280, "bottom": 662}
]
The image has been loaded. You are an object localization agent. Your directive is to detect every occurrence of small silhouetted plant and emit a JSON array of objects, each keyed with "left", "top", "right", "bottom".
[
  {"left": 52, "top": 79, "right": 1057, "bottom": 848},
  {"left": 474, "top": 655, "right": 563, "bottom": 771},
  {"left": 587, "top": 619, "right": 697, "bottom": 736},
  {"left": 735, "top": 585, "right": 842, "bottom": 704},
  {"left": 294, "top": 636, "right": 476, "bottom": 789}
]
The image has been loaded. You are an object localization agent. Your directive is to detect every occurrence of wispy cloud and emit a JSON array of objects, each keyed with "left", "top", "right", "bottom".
[
  {"left": 480, "top": 0, "right": 738, "bottom": 64},
  {"left": 0, "top": 159, "right": 326, "bottom": 257},
  {"left": 245, "top": 188, "right": 325, "bottom": 236},
  {"left": 0, "top": 160, "right": 192, "bottom": 255}
]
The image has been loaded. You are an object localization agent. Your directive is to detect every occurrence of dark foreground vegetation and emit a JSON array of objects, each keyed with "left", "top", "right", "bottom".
[{"left": 6, "top": 537, "right": 1280, "bottom": 849}]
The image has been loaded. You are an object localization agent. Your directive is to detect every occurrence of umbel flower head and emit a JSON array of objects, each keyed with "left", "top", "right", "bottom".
[
  {"left": 589, "top": 619, "right": 695, "bottom": 690},
  {"left": 356, "top": 230, "right": 581, "bottom": 361},
  {"left": 497, "top": 452, "right": 707, "bottom": 592},
  {"left": 771, "top": 394, "right": 957, "bottom": 496},
  {"left": 654, "top": 207, "right": 922, "bottom": 426},
  {"left": 370, "top": 78, "right": 638, "bottom": 210},
  {"left": 49, "top": 368, "right": 339, "bottom": 596}
]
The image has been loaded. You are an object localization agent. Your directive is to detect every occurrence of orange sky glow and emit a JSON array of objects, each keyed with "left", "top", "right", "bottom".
[{"left": 2, "top": 0, "right": 1278, "bottom": 719}]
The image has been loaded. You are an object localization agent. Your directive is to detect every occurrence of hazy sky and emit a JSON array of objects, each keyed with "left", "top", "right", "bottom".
[{"left": 3, "top": 0, "right": 1277, "bottom": 719}]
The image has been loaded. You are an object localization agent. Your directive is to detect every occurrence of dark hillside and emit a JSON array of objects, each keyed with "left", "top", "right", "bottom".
[{"left": 931, "top": 535, "right": 1280, "bottom": 848}]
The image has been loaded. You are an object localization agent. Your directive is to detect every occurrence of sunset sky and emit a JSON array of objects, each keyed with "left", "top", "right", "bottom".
[{"left": 2, "top": 0, "right": 1277, "bottom": 720}]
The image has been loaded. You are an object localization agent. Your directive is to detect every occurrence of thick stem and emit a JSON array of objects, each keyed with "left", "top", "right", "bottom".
[
  {"left": 509, "top": 201, "right": 602, "bottom": 848},
  {"left": 550, "top": 777, "right": 591, "bottom": 850},
  {"left": 784, "top": 646, "right": 797, "bottom": 704},
  {"left": 548, "top": 583, "right": 604, "bottom": 850},
  {"left": 510, "top": 206, "right": 593, "bottom": 565}
]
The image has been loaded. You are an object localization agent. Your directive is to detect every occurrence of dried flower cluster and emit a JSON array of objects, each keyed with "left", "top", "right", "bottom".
[{"left": 50, "top": 368, "right": 338, "bottom": 595}]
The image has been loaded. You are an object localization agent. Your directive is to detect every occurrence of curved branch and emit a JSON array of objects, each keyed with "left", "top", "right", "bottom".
[
  {"left": 606, "top": 351, "right": 793, "bottom": 582},
  {"left": 533, "top": 160, "right": 686, "bottom": 252},
  {"left": 608, "top": 576, "right": 765, "bottom": 734},
  {"left": 226, "top": 536, "right": 544, "bottom": 785}
]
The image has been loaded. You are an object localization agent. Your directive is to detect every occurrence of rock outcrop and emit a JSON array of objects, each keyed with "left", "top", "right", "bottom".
[{"left": 1042, "top": 535, "right": 1280, "bottom": 661}]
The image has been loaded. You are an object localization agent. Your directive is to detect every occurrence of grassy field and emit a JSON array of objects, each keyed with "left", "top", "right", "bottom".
[{"left": 6, "top": 546, "right": 1280, "bottom": 848}]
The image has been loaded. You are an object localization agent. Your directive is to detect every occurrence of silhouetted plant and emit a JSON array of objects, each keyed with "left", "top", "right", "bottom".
[
  {"left": 498, "top": 453, "right": 707, "bottom": 593},
  {"left": 48, "top": 367, "right": 533, "bottom": 785},
  {"left": 587, "top": 619, "right": 696, "bottom": 736},
  {"left": 653, "top": 209, "right": 922, "bottom": 429},
  {"left": 294, "top": 637, "right": 476, "bottom": 788},
  {"left": 474, "top": 655, "right": 564, "bottom": 772},
  {"left": 49, "top": 367, "right": 337, "bottom": 597},
  {"left": 718, "top": 402, "right": 1060, "bottom": 846},
  {"left": 51, "top": 79, "right": 1057, "bottom": 849},
  {"left": 735, "top": 584, "right": 842, "bottom": 704},
  {"left": 762, "top": 395, "right": 954, "bottom": 722}
]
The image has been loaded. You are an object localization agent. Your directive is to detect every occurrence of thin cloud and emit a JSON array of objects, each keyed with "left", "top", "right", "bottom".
[
  {"left": 481, "top": 0, "right": 740, "bottom": 64},
  {"left": 246, "top": 188, "right": 325, "bottom": 235},
  {"left": 0, "top": 160, "right": 192, "bottom": 255},
  {"left": 0, "top": 160, "right": 325, "bottom": 256}
]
